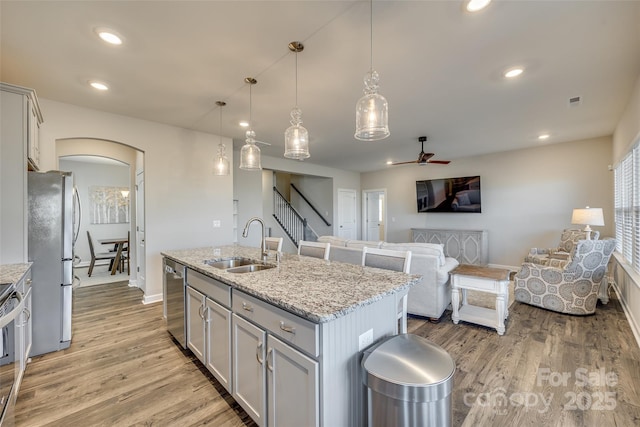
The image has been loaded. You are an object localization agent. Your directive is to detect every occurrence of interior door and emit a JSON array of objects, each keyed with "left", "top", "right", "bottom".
[
  {"left": 337, "top": 189, "right": 357, "bottom": 240},
  {"left": 135, "top": 170, "right": 145, "bottom": 291},
  {"left": 365, "top": 192, "right": 381, "bottom": 241}
]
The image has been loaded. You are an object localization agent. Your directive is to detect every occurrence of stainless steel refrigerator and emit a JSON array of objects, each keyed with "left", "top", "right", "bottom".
[{"left": 28, "top": 171, "right": 79, "bottom": 356}]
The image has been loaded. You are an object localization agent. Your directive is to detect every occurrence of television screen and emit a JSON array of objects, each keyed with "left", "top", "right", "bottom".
[{"left": 416, "top": 176, "right": 481, "bottom": 213}]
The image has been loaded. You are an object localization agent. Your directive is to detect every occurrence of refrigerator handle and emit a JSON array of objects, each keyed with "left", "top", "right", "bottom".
[{"left": 73, "top": 186, "right": 82, "bottom": 247}]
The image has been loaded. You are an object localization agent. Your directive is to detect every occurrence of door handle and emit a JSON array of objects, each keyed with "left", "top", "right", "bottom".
[{"left": 256, "top": 342, "right": 264, "bottom": 365}]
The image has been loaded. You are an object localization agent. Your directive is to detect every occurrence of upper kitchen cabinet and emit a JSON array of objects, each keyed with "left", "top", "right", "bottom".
[
  {"left": 1, "top": 82, "right": 43, "bottom": 263},
  {"left": 0, "top": 83, "right": 43, "bottom": 171}
]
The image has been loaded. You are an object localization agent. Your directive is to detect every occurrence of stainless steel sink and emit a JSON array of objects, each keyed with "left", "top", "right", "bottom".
[
  {"left": 226, "top": 263, "right": 275, "bottom": 274},
  {"left": 204, "top": 257, "right": 254, "bottom": 269}
]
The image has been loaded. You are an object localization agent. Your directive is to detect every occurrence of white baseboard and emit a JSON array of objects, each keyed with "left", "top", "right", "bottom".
[
  {"left": 143, "top": 293, "right": 162, "bottom": 305},
  {"left": 611, "top": 283, "right": 640, "bottom": 350},
  {"left": 128, "top": 280, "right": 137, "bottom": 288}
]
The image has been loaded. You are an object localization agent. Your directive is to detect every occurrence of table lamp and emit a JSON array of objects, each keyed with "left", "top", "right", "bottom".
[{"left": 571, "top": 207, "right": 604, "bottom": 240}]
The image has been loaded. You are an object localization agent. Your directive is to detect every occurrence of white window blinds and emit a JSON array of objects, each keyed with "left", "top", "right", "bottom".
[{"left": 614, "top": 144, "right": 640, "bottom": 274}]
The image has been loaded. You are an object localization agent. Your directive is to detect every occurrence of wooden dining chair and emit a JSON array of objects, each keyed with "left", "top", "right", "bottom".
[
  {"left": 362, "top": 246, "right": 412, "bottom": 334},
  {"left": 120, "top": 231, "right": 130, "bottom": 275},
  {"left": 265, "top": 236, "right": 283, "bottom": 252},
  {"left": 87, "top": 231, "right": 117, "bottom": 277},
  {"left": 298, "top": 240, "right": 330, "bottom": 260}
]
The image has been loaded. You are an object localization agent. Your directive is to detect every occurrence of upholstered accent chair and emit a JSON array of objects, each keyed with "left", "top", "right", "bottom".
[
  {"left": 525, "top": 228, "right": 600, "bottom": 267},
  {"left": 514, "top": 239, "right": 615, "bottom": 315}
]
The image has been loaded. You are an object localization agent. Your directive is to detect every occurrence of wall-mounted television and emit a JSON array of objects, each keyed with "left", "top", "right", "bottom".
[{"left": 416, "top": 176, "right": 481, "bottom": 213}]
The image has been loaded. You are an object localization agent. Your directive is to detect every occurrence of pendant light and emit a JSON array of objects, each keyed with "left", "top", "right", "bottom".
[
  {"left": 213, "top": 101, "right": 230, "bottom": 176},
  {"left": 284, "top": 41, "right": 310, "bottom": 160},
  {"left": 355, "top": 0, "right": 390, "bottom": 141},
  {"left": 239, "top": 77, "right": 262, "bottom": 170}
]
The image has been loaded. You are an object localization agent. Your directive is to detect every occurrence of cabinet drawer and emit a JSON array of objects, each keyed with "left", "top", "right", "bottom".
[
  {"left": 233, "top": 290, "right": 319, "bottom": 358},
  {"left": 186, "top": 269, "right": 231, "bottom": 307}
]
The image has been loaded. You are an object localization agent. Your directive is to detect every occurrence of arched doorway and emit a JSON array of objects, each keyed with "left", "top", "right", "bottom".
[{"left": 56, "top": 138, "right": 145, "bottom": 294}]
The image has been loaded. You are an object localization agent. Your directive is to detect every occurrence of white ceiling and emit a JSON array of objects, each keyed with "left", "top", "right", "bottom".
[{"left": 2, "top": 1, "right": 639, "bottom": 172}]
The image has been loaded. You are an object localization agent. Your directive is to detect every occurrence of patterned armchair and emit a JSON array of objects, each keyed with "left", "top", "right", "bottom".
[
  {"left": 514, "top": 239, "right": 615, "bottom": 315},
  {"left": 524, "top": 228, "right": 600, "bottom": 267}
]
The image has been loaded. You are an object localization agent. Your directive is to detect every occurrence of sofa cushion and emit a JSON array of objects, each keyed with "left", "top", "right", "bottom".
[
  {"left": 317, "top": 236, "right": 348, "bottom": 247},
  {"left": 457, "top": 191, "right": 471, "bottom": 206},
  {"left": 345, "top": 239, "right": 382, "bottom": 249},
  {"left": 381, "top": 242, "right": 446, "bottom": 266},
  {"left": 437, "top": 257, "right": 460, "bottom": 284}
]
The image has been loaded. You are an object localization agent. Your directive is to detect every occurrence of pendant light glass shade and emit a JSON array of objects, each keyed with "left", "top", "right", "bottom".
[
  {"left": 355, "top": 0, "right": 390, "bottom": 141},
  {"left": 239, "top": 78, "right": 262, "bottom": 171},
  {"left": 240, "top": 129, "right": 261, "bottom": 170},
  {"left": 284, "top": 41, "right": 310, "bottom": 160},
  {"left": 213, "top": 143, "right": 230, "bottom": 176},
  {"left": 284, "top": 107, "right": 309, "bottom": 159},
  {"left": 213, "top": 101, "right": 230, "bottom": 176},
  {"left": 355, "top": 70, "right": 389, "bottom": 141}
]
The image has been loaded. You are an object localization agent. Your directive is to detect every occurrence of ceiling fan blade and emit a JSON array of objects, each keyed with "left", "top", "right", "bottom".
[
  {"left": 254, "top": 139, "right": 272, "bottom": 146},
  {"left": 390, "top": 160, "right": 419, "bottom": 165},
  {"left": 427, "top": 160, "right": 451, "bottom": 164}
]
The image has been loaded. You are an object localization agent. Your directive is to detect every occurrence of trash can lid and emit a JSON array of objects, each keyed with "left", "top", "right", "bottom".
[{"left": 363, "top": 334, "right": 455, "bottom": 390}]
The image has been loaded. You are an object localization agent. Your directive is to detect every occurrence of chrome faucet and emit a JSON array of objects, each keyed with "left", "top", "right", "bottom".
[{"left": 242, "top": 217, "right": 268, "bottom": 261}]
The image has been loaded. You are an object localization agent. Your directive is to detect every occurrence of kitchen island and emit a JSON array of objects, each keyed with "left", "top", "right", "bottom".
[{"left": 162, "top": 246, "right": 419, "bottom": 427}]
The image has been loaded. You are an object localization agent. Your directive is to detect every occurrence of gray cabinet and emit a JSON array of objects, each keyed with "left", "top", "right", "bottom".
[
  {"left": 14, "top": 269, "right": 32, "bottom": 396},
  {"left": 232, "top": 313, "right": 266, "bottom": 426},
  {"left": 412, "top": 228, "right": 489, "bottom": 265},
  {"left": 0, "top": 83, "right": 43, "bottom": 264},
  {"left": 232, "top": 290, "right": 319, "bottom": 427},
  {"left": 185, "top": 268, "right": 232, "bottom": 393},
  {"left": 267, "top": 335, "right": 319, "bottom": 427}
]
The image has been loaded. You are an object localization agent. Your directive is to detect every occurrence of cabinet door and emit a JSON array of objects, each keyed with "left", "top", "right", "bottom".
[
  {"left": 27, "top": 98, "right": 40, "bottom": 170},
  {"left": 232, "top": 314, "right": 266, "bottom": 427},
  {"left": 186, "top": 286, "right": 205, "bottom": 363},
  {"left": 267, "top": 335, "right": 319, "bottom": 427},
  {"left": 205, "top": 298, "right": 232, "bottom": 393}
]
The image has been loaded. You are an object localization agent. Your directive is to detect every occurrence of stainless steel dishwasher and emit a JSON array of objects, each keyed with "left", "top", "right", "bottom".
[{"left": 163, "top": 258, "right": 186, "bottom": 348}]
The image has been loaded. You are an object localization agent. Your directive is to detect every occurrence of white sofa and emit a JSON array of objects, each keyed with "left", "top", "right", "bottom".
[{"left": 317, "top": 236, "right": 459, "bottom": 319}]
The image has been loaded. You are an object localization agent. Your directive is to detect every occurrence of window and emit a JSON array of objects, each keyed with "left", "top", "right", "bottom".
[{"left": 614, "top": 143, "right": 640, "bottom": 274}]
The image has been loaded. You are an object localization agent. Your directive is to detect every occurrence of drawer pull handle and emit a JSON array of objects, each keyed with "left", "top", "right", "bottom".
[
  {"left": 256, "top": 342, "right": 264, "bottom": 365},
  {"left": 266, "top": 348, "right": 274, "bottom": 372},
  {"left": 279, "top": 321, "right": 296, "bottom": 334},
  {"left": 242, "top": 302, "right": 253, "bottom": 312}
]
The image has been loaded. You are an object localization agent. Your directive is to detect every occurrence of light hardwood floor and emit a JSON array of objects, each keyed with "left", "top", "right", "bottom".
[{"left": 14, "top": 282, "right": 640, "bottom": 426}]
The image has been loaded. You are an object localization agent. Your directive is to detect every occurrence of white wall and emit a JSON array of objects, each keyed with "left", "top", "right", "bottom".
[
  {"left": 58, "top": 158, "right": 130, "bottom": 270},
  {"left": 38, "top": 99, "right": 234, "bottom": 303},
  {"left": 361, "top": 136, "right": 613, "bottom": 268}
]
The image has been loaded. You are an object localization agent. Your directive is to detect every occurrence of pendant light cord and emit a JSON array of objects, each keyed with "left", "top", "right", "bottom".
[
  {"left": 370, "top": 0, "right": 373, "bottom": 71},
  {"left": 295, "top": 50, "right": 298, "bottom": 106}
]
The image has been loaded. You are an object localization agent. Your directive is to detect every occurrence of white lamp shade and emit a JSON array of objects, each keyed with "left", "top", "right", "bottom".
[
  {"left": 571, "top": 207, "right": 604, "bottom": 226},
  {"left": 284, "top": 124, "right": 310, "bottom": 159}
]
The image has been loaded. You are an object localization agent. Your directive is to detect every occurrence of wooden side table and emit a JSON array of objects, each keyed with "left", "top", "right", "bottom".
[{"left": 450, "top": 264, "right": 511, "bottom": 335}]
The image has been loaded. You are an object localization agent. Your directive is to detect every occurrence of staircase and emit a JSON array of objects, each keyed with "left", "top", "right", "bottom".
[{"left": 272, "top": 187, "right": 318, "bottom": 247}]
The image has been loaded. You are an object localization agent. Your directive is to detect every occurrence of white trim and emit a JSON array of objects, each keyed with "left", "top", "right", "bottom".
[
  {"left": 611, "top": 283, "right": 640, "bottom": 350},
  {"left": 362, "top": 188, "right": 387, "bottom": 242},
  {"left": 128, "top": 279, "right": 137, "bottom": 288},
  {"left": 142, "top": 293, "right": 162, "bottom": 304},
  {"left": 613, "top": 252, "right": 640, "bottom": 291}
]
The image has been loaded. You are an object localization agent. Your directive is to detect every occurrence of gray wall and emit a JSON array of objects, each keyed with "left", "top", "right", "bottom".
[{"left": 361, "top": 136, "right": 613, "bottom": 268}]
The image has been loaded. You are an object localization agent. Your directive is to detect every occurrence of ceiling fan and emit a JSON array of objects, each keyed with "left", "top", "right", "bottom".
[{"left": 390, "top": 136, "right": 451, "bottom": 166}]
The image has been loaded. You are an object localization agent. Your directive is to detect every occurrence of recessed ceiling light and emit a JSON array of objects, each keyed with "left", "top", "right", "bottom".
[
  {"left": 538, "top": 134, "right": 550, "bottom": 141},
  {"left": 89, "top": 81, "right": 109, "bottom": 91},
  {"left": 95, "top": 28, "right": 123, "bottom": 45},
  {"left": 504, "top": 67, "right": 524, "bottom": 78},
  {"left": 386, "top": 160, "right": 393, "bottom": 165},
  {"left": 466, "top": 0, "right": 491, "bottom": 12},
  {"left": 239, "top": 121, "right": 249, "bottom": 128}
]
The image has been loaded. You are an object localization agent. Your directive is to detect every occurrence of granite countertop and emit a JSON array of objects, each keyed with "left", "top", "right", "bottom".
[
  {"left": 162, "top": 246, "right": 420, "bottom": 323},
  {"left": 0, "top": 263, "right": 32, "bottom": 285}
]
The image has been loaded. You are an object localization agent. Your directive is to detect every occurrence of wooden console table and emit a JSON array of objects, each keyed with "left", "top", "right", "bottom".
[
  {"left": 412, "top": 228, "right": 488, "bottom": 265},
  {"left": 450, "top": 264, "right": 510, "bottom": 335}
]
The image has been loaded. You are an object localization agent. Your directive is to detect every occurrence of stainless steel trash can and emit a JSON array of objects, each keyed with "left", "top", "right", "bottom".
[{"left": 362, "top": 334, "right": 455, "bottom": 427}]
